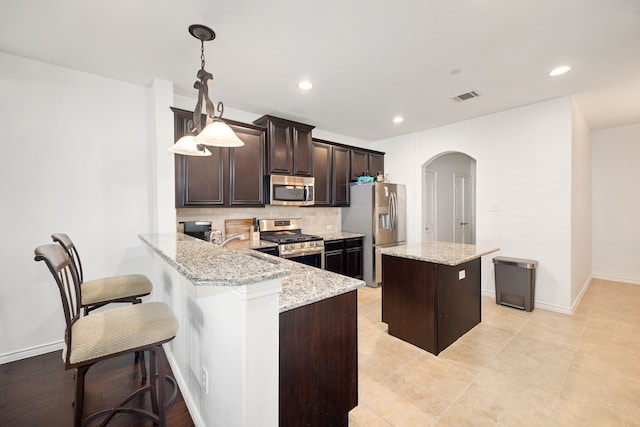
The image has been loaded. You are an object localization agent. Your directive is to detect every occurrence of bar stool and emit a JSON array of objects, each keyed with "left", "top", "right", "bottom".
[
  {"left": 34, "top": 243, "right": 179, "bottom": 427},
  {"left": 52, "top": 233, "right": 153, "bottom": 376},
  {"left": 51, "top": 233, "right": 152, "bottom": 315}
]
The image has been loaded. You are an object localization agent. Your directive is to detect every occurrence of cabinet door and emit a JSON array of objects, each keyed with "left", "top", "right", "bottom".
[
  {"left": 173, "top": 109, "right": 226, "bottom": 207},
  {"left": 324, "top": 240, "right": 345, "bottom": 274},
  {"left": 312, "top": 141, "right": 332, "bottom": 206},
  {"left": 345, "top": 238, "right": 363, "bottom": 279},
  {"left": 266, "top": 120, "right": 292, "bottom": 175},
  {"left": 382, "top": 256, "right": 438, "bottom": 353},
  {"left": 436, "top": 259, "right": 481, "bottom": 353},
  {"left": 228, "top": 122, "right": 265, "bottom": 206},
  {"left": 350, "top": 149, "right": 369, "bottom": 181},
  {"left": 292, "top": 125, "right": 313, "bottom": 176},
  {"left": 332, "top": 147, "right": 351, "bottom": 206},
  {"left": 176, "top": 150, "right": 226, "bottom": 207},
  {"left": 369, "top": 153, "right": 385, "bottom": 177}
]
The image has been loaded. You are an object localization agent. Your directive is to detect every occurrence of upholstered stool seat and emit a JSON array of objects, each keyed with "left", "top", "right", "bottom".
[
  {"left": 81, "top": 273, "right": 152, "bottom": 308},
  {"left": 65, "top": 301, "right": 178, "bottom": 366}
]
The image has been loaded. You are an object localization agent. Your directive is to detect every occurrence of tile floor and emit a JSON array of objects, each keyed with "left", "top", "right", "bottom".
[{"left": 348, "top": 279, "right": 640, "bottom": 426}]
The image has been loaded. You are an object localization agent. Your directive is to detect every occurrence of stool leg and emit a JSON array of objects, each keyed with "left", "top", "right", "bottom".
[
  {"left": 157, "top": 347, "right": 167, "bottom": 427},
  {"left": 133, "top": 299, "right": 147, "bottom": 378},
  {"left": 74, "top": 365, "right": 89, "bottom": 427}
]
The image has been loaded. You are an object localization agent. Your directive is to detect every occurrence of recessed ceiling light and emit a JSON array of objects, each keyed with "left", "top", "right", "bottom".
[
  {"left": 298, "top": 81, "right": 313, "bottom": 90},
  {"left": 549, "top": 66, "right": 572, "bottom": 77},
  {"left": 393, "top": 116, "right": 404, "bottom": 124}
]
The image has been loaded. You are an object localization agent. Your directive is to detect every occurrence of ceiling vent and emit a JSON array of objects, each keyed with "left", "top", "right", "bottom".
[{"left": 452, "top": 90, "right": 480, "bottom": 102}]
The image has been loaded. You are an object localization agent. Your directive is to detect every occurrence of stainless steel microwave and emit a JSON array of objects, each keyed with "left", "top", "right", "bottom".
[{"left": 266, "top": 175, "right": 315, "bottom": 206}]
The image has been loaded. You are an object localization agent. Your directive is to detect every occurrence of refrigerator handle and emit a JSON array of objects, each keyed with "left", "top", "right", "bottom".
[{"left": 390, "top": 192, "right": 396, "bottom": 231}]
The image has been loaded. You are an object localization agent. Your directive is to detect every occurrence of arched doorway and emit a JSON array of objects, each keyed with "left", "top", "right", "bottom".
[{"left": 422, "top": 152, "right": 476, "bottom": 244}]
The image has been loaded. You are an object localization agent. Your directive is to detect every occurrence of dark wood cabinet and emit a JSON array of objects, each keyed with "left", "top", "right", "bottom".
[
  {"left": 279, "top": 291, "right": 358, "bottom": 426},
  {"left": 312, "top": 140, "right": 332, "bottom": 206},
  {"left": 172, "top": 107, "right": 266, "bottom": 208},
  {"left": 369, "top": 153, "right": 385, "bottom": 178},
  {"left": 253, "top": 115, "right": 314, "bottom": 176},
  {"left": 382, "top": 255, "right": 481, "bottom": 355},
  {"left": 227, "top": 121, "right": 265, "bottom": 206},
  {"left": 350, "top": 149, "right": 385, "bottom": 181},
  {"left": 345, "top": 238, "right": 364, "bottom": 280},
  {"left": 324, "top": 240, "right": 346, "bottom": 274},
  {"left": 332, "top": 146, "right": 351, "bottom": 206},
  {"left": 324, "top": 237, "right": 363, "bottom": 279}
]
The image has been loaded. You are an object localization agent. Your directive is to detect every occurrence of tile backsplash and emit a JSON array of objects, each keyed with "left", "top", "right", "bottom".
[{"left": 177, "top": 206, "right": 341, "bottom": 237}]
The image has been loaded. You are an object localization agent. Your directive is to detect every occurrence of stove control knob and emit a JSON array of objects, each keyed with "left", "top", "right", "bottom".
[{"left": 301, "top": 242, "right": 306, "bottom": 248}]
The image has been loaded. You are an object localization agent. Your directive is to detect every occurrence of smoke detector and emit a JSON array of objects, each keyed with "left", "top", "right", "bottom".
[{"left": 452, "top": 90, "right": 480, "bottom": 102}]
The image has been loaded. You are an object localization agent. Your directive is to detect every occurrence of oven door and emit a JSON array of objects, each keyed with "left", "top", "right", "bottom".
[{"left": 281, "top": 249, "right": 324, "bottom": 270}]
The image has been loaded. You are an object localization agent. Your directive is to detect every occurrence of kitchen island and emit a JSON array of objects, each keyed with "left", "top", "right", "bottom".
[
  {"left": 379, "top": 241, "right": 499, "bottom": 355},
  {"left": 140, "top": 233, "right": 364, "bottom": 427}
]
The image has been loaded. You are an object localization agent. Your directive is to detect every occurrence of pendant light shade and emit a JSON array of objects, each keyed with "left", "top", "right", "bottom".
[
  {"left": 195, "top": 119, "right": 245, "bottom": 147},
  {"left": 168, "top": 135, "right": 212, "bottom": 156}
]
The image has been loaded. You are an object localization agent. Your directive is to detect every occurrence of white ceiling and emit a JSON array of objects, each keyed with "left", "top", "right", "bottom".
[{"left": 2, "top": 0, "right": 640, "bottom": 141}]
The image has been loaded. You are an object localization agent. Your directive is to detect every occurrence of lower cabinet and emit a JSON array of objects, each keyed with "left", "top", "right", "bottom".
[
  {"left": 324, "top": 237, "right": 363, "bottom": 279},
  {"left": 279, "top": 291, "right": 358, "bottom": 427},
  {"left": 381, "top": 255, "right": 481, "bottom": 355}
]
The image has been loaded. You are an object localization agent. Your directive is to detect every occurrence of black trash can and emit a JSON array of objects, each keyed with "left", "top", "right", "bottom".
[{"left": 493, "top": 256, "right": 538, "bottom": 312}]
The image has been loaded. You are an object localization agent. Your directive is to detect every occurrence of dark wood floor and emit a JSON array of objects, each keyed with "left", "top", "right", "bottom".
[{"left": 0, "top": 349, "right": 194, "bottom": 426}]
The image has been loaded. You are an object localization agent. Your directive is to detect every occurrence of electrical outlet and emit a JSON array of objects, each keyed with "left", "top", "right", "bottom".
[
  {"left": 326, "top": 224, "right": 333, "bottom": 230},
  {"left": 458, "top": 270, "right": 466, "bottom": 280},
  {"left": 201, "top": 367, "right": 209, "bottom": 394}
]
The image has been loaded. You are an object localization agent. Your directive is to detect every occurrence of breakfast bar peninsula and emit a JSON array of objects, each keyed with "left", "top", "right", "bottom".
[
  {"left": 380, "top": 241, "right": 499, "bottom": 355},
  {"left": 139, "top": 233, "right": 364, "bottom": 427}
]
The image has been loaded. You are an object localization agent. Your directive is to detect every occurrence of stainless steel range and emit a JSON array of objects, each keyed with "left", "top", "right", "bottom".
[{"left": 259, "top": 218, "right": 324, "bottom": 269}]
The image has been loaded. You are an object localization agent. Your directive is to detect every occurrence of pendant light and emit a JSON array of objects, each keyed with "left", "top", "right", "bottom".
[{"left": 169, "top": 24, "right": 243, "bottom": 156}]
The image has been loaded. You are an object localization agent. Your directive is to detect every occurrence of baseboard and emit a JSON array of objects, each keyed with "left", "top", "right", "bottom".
[
  {"left": 480, "top": 289, "right": 572, "bottom": 315},
  {"left": 592, "top": 274, "right": 640, "bottom": 286},
  {"left": 0, "top": 341, "right": 64, "bottom": 365},
  {"left": 162, "top": 344, "right": 205, "bottom": 427},
  {"left": 569, "top": 275, "right": 593, "bottom": 313}
]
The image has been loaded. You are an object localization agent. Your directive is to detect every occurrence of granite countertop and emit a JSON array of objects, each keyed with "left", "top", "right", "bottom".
[
  {"left": 379, "top": 241, "right": 500, "bottom": 266},
  {"left": 317, "top": 231, "right": 366, "bottom": 241},
  {"left": 139, "top": 233, "right": 364, "bottom": 313},
  {"left": 139, "top": 233, "right": 288, "bottom": 286}
]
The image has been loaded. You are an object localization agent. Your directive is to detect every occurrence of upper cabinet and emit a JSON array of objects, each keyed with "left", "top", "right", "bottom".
[
  {"left": 172, "top": 108, "right": 266, "bottom": 208},
  {"left": 312, "top": 140, "right": 332, "bottom": 206},
  {"left": 313, "top": 138, "right": 351, "bottom": 207},
  {"left": 350, "top": 148, "right": 385, "bottom": 181},
  {"left": 253, "top": 115, "right": 314, "bottom": 176}
]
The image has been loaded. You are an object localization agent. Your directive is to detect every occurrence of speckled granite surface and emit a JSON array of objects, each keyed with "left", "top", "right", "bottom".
[
  {"left": 139, "top": 233, "right": 288, "bottom": 286},
  {"left": 139, "top": 233, "right": 364, "bottom": 313},
  {"left": 379, "top": 241, "right": 499, "bottom": 266},
  {"left": 317, "top": 231, "right": 366, "bottom": 241}
]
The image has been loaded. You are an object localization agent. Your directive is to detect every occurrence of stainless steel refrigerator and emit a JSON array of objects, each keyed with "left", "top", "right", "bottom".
[{"left": 342, "top": 182, "right": 406, "bottom": 287}]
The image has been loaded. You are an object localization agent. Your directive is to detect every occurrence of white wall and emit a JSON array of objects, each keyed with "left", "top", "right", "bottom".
[
  {"left": 570, "top": 100, "right": 592, "bottom": 305},
  {"left": 0, "top": 52, "right": 155, "bottom": 361},
  {"left": 374, "top": 97, "right": 575, "bottom": 312},
  {"left": 592, "top": 123, "right": 640, "bottom": 284}
]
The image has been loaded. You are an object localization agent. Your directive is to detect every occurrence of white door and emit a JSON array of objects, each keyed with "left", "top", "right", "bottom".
[
  {"left": 423, "top": 170, "right": 436, "bottom": 241},
  {"left": 454, "top": 174, "right": 471, "bottom": 244}
]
